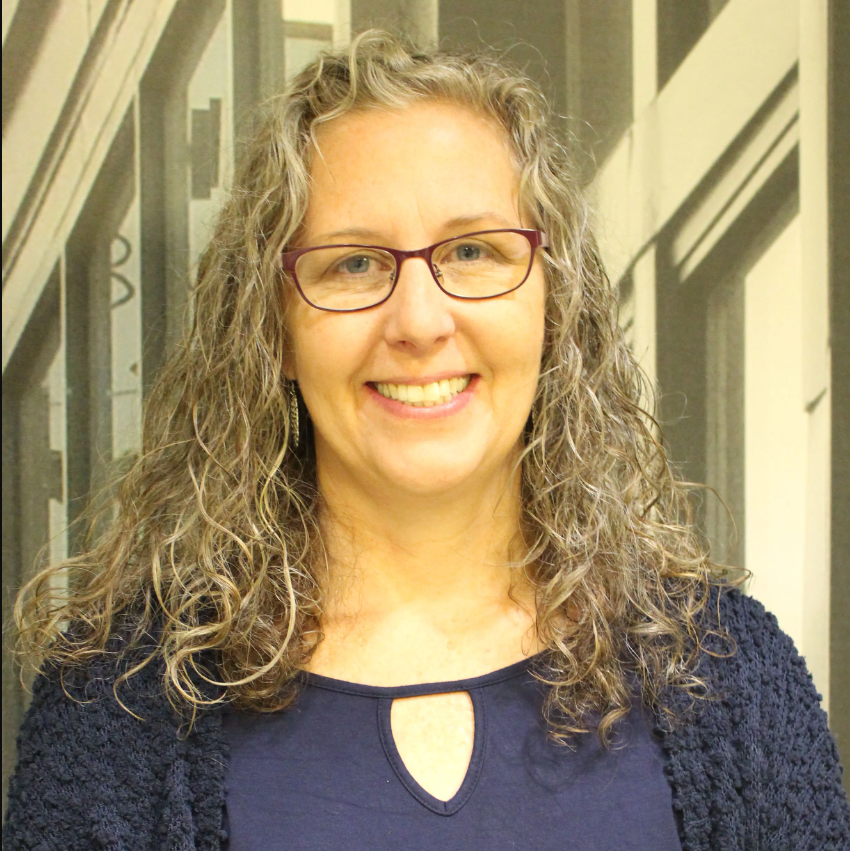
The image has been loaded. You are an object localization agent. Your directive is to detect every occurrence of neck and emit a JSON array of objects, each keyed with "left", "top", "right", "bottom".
[
  {"left": 318, "top": 457, "right": 526, "bottom": 616},
  {"left": 307, "top": 447, "right": 541, "bottom": 682}
]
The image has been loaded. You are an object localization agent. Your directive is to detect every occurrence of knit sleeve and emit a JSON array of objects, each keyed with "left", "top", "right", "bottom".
[
  {"left": 2, "top": 667, "right": 118, "bottom": 850},
  {"left": 1, "top": 658, "right": 224, "bottom": 851},
  {"left": 719, "top": 590, "right": 850, "bottom": 851}
]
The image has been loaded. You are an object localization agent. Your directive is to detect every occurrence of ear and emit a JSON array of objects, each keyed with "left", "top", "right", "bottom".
[{"left": 282, "top": 349, "right": 297, "bottom": 382}]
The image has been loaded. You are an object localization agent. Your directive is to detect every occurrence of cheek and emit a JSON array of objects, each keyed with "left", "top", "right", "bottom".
[
  {"left": 288, "top": 312, "right": 377, "bottom": 400},
  {"left": 294, "top": 332, "right": 343, "bottom": 396},
  {"left": 475, "top": 306, "right": 544, "bottom": 397},
  {"left": 286, "top": 298, "right": 330, "bottom": 372},
  {"left": 511, "top": 280, "right": 546, "bottom": 371}
]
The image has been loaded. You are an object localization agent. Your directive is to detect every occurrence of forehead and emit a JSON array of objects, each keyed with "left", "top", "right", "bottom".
[{"left": 303, "top": 101, "right": 524, "bottom": 238}]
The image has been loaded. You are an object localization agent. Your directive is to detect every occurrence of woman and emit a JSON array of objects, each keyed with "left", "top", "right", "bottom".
[{"left": 4, "top": 31, "right": 849, "bottom": 850}]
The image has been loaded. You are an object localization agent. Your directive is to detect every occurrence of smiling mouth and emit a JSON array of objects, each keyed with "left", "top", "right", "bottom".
[{"left": 372, "top": 376, "right": 472, "bottom": 407}]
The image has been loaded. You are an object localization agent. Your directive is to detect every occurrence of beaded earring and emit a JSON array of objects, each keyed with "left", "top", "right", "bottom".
[{"left": 289, "top": 382, "right": 300, "bottom": 449}]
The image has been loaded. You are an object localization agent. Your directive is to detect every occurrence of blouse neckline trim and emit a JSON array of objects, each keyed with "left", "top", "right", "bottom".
[{"left": 298, "top": 652, "right": 545, "bottom": 698}]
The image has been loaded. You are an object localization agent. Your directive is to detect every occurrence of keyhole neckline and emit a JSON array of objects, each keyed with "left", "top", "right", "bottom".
[
  {"left": 378, "top": 689, "right": 486, "bottom": 815},
  {"left": 298, "top": 654, "right": 543, "bottom": 814}
]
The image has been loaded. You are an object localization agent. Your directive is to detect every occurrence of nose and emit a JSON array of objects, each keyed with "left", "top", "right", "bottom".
[{"left": 382, "top": 255, "right": 456, "bottom": 352}]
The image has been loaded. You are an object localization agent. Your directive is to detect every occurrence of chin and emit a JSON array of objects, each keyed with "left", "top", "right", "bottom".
[
  {"left": 380, "top": 463, "right": 478, "bottom": 497},
  {"left": 370, "top": 442, "right": 501, "bottom": 497}
]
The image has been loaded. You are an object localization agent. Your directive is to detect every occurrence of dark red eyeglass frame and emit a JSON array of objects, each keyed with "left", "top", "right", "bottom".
[{"left": 279, "top": 228, "right": 549, "bottom": 313}]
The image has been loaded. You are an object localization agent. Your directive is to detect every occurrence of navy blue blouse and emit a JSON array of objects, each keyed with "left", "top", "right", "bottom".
[{"left": 223, "top": 656, "right": 682, "bottom": 850}]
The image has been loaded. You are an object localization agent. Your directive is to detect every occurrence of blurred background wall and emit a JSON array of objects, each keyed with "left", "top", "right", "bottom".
[{"left": 2, "top": 0, "right": 848, "bottom": 806}]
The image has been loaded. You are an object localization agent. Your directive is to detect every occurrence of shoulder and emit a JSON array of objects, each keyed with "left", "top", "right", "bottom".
[
  {"left": 701, "top": 586, "right": 826, "bottom": 716},
  {"left": 3, "top": 647, "right": 227, "bottom": 850},
  {"left": 663, "top": 584, "right": 850, "bottom": 851},
  {"left": 707, "top": 585, "right": 808, "bottom": 677},
  {"left": 692, "top": 584, "right": 829, "bottom": 746},
  {"left": 712, "top": 584, "right": 797, "bottom": 654}
]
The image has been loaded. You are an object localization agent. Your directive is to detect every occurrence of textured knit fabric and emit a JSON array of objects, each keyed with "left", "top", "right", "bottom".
[
  {"left": 223, "top": 658, "right": 682, "bottom": 850},
  {"left": 4, "top": 588, "right": 850, "bottom": 850}
]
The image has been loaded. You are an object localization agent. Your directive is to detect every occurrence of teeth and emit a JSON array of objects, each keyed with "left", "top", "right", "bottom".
[{"left": 374, "top": 375, "right": 471, "bottom": 406}]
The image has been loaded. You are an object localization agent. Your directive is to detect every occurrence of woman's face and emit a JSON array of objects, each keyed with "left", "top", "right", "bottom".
[{"left": 284, "top": 101, "right": 546, "bottom": 499}]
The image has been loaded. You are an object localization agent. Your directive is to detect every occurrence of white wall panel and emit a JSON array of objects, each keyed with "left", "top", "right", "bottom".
[
  {"left": 744, "top": 215, "right": 820, "bottom": 686},
  {"left": 592, "top": 0, "right": 799, "bottom": 284}
]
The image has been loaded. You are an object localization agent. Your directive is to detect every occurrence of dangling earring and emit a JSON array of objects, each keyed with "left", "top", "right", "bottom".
[{"left": 289, "top": 382, "right": 300, "bottom": 449}]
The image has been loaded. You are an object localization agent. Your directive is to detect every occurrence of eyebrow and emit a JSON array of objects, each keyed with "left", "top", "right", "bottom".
[{"left": 310, "top": 212, "right": 521, "bottom": 245}]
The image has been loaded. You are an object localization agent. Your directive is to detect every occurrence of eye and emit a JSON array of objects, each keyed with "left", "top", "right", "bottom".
[
  {"left": 338, "top": 255, "right": 372, "bottom": 275},
  {"left": 454, "top": 243, "right": 483, "bottom": 261}
]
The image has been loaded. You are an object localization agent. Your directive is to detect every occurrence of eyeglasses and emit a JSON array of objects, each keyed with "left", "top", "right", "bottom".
[{"left": 280, "top": 229, "right": 549, "bottom": 312}]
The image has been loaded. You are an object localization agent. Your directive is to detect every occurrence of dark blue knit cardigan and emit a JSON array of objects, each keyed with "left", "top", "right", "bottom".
[{"left": 4, "top": 588, "right": 850, "bottom": 850}]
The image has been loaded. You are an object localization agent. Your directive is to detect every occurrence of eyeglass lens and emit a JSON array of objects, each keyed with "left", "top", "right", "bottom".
[{"left": 294, "top": 231, "right": 534, "bottom": 311}]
